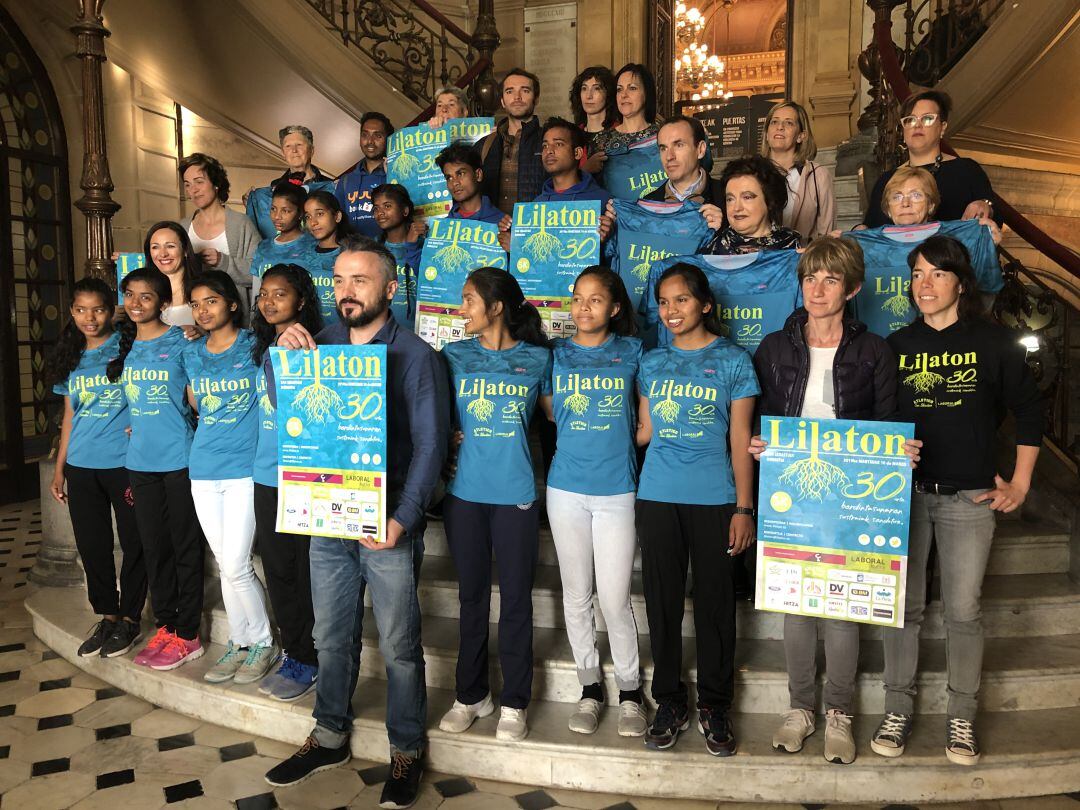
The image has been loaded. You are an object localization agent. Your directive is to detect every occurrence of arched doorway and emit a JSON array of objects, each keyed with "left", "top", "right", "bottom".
[{"left": 0, "top": 6, "right": 75, "bottom": 501}]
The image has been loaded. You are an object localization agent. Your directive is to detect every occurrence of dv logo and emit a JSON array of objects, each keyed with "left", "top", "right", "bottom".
[{"left": 828, "top": 582, "right": 847, "bottom": 597}]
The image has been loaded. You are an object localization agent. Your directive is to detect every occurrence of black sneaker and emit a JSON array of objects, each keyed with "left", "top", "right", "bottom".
[
  {"left": 264, "top": 735, "right": 350, "bottom": 787},
  {"left": 945, "top": 717, "right": 981, "bottom": 766},
  {"left": 644, "top": 701, "right": 689, "bottom": 751},
  {"left": 698, "top": 706, "right": 737, "bottom": 757},
  {"left": 77, "top": 619, "right": 117, "bottom": 657},
  {"left": 379, "top": 751, "right": 423, "bottom": 809},
  {"left": 870, "top": 711, "right": 913, "bottom": 758},
  {"left": 100, "top": 620, "right": 142, "bottom": 658}
]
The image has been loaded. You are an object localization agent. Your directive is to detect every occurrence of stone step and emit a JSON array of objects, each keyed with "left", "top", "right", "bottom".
[
  {"left": 409, "top": 555, "right": 1080, "bottom": 640},
  {"left": 415, "top": 518, "right": 1071, "bottom": 576},
  {"left": 27, "top": 588, "right": 1080, "bottom": 805}
]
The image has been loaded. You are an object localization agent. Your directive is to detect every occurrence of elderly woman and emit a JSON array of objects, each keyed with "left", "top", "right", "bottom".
[
  {"left": 246, "top": 125, "right": 335, "bottom": 239},
  {"left": 846, "top": 166, "right": 1002, "bottom": 337},
  {"left": 428, "top": 85, "right": 470, "bottom": 128},
  {"left": 761, "top": 100, "right": 835, "bottom": 245},
  {"left": 863, "top": 90, "right": 998, "bottom": 228},
  {"left": 179, "top": 153, "right": 260, "bottom": 316},
  {"left": 751, "top": 237, "right": 900, "bottom": 766},
  {"left": 702, "top": 155, "right": 801, "bottom": 254}
]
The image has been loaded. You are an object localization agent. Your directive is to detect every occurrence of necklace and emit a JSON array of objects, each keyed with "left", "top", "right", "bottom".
[{"left": 910, "top": 153, "right": 944, "bottom": 175}]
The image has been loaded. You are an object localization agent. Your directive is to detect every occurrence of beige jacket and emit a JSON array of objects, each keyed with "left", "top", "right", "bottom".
[{"left": 785, "top": 160, "right": 836, "bottom": 245}]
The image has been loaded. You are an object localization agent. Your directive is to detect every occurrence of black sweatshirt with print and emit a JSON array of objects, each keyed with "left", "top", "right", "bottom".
[{"left": 887, "top": 317, "right": 1043, "bottom": 490}]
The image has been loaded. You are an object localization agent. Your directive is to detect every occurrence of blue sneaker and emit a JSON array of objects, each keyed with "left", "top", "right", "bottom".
[
  {"left": 258, "top": 656, "right": 292, "bottom": 696},
  {"left": 269, "top": 657, "right": 318, "bottom": 702}
]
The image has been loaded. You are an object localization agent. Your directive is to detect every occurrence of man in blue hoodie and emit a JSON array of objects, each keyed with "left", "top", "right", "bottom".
[
  {"left": 334, "top": 111, "right": 394, "bottom": 239},
  {"left": 498, "top": 117, "right": 612, "bottom": 251}
]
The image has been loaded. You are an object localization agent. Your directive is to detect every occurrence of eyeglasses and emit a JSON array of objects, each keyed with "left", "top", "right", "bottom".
[
  {"left": 900, "top": 113, "right": 940, "bottom": 128},
  {"left": 888, "top": 190, "right": 926, "bottom": 205}
]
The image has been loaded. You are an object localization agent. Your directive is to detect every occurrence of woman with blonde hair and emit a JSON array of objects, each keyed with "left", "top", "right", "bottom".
[{"left": 761, "top": 100, "right": 835, "bottom": 244}]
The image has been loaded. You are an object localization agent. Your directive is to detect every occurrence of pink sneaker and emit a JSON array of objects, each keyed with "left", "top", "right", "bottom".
[
  {"left": 148, "top": 634, "right": 204, "bottom": 671},
  {"left": 133, "top": 627, "right": 173, "bottom": 666}
]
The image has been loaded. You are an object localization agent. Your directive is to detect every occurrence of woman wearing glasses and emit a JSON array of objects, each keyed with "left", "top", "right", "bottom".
[{"left": 862, "top": 90, "right": 998, "bottom": 228}]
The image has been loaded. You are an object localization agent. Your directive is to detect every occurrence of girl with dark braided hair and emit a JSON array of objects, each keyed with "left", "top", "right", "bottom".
[
  {"left": 108, "top": 267, "right": 206, "bottom": 672},
  {"left": 249, "top": 264, "right": 324, "bottom": 700},
  {"left": 48, "top": 277, "right": 146, "bottom": 660}
]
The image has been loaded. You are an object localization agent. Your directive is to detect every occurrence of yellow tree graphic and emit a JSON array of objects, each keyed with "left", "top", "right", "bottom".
[
  {"left": 260, "top": 393, "right": 274, "bottom": 415},
  {"left": 882, "top": 291, "right": 912, "bottom": 318},
  {"left": 77, "top": 390, "right": 97, "bottom": 407},
  {"left": 631, "top": 254, "right": 653, "bottom": 283},
  {"left": 779, "top": 444, "right": 850, "bottom": 502},
  {"left": 651, "top": 385, "right": 680, "bottom": 423},
  {"left": 293, "top": 359, "right": 343, "bottom": 423},
  {"left": 903, "top": 370, "right": 944, "bottom": 393},
  {"left": 431, "top": 232, "right": 475, "bottom": 275},
  {"left": 466, "top": 387, "right": 495, "bottom": 422},
  {"left": 391, "top": 151, "right": 421, "bottom": 179},
  {"left": 124, "top": 380, "right": 141, "bottom": 403},
  {"left": 200, "top": 391, "right": 223, "bottom": 413},
  {"left": 522, "top": 220, "right": 563, "bottom": 261},
  {"left": 563, "top": 377, "right": 590, "bottom": 416}
]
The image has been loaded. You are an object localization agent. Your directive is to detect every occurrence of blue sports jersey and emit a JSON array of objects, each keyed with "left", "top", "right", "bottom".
[
  {"left": 601, "top": 137, "right": 665, "bottom": 201},
  {"left": 246, "top": 180, "right": 336, "bottom": 240},
  {"left": 309, "top": 246, "right": 340, "bottom": 323},
  {"left": 334, "top": 164, "right": 385, "bottom": 239},
  {"left": 252, "top": 361, "right": 278, "bottom": 488},
  {"left": 52, "top": 331, "right": 129, "bottom": 469},
  {"left": 249, "top": 233, "right": 319, "bottom": 280},
  {"left": 846, "top": 219, "right": 1001, "bottom": 338},
  {"left": 122, "top": 327, "right": 195, "bottom": 473},
  {"left": 548, "top": 335, "right": 642, "bottom": 496},
  {"left": 384, "top": 239, "right": 422, "bottom": 330},
  {"left": 638, "top": 338, "right": 759, "bottom": 505},
  {"left": 184, "top": 330, "right": 259, "bottom": 481},
  {"left": 605, "top": 199, "right": 713, "bottom": 317},
  {"left": 644, "top": 251, "right": 801, "bottom": 353},
  {"left": 444, "top": 339, "right": 553, "bottom": 505}
]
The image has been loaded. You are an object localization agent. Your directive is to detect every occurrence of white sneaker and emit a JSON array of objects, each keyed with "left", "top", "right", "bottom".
[
  {"left": 772, "top": 708, "right": 815, "bottom": 753},
  {"left": 438, "top": 694, "right": 495, "bottom": 733},
  {"left": 823, "top": 709, "right": 856, "bottom": 764},
  {"left": 617, "top": 700, "right": 648, "bottom": 737},
  {"left": 568, "top": 698, "right": 602, "bottom": 734},
  {"left": 495, "top": 706, "right": 528, "bottom": 741}
]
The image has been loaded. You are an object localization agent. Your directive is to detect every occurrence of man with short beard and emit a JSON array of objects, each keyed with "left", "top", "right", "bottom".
[
  {"left": 264, "top": 235, "right": 449, "bottom": 809},
  {"left": 475, "top": 68, "right": 546, "bottom": 215}
]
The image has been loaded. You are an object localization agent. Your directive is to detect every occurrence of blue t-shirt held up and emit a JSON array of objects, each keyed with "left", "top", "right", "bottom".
[
  {"left": 383, "top": 239, "right": 422, "bottom": 331},
  {"left": 444, "top": 338, "right": 553, "bottom": 505},
  {"left": 548, "top": 335, "right": 642, "bottom": 496},
  {"left": 309, "top": 246, "right": 340, "bottom": 323},
  {"left": 638, "top": 337, "right": 759, "bottom": 505},
  {"left": 52, "top": 331, "right": 129, "bottom": 470},
  {"left": 122, "top": 327, "right": 195, "bottom": 473},
  {"left": 252, "top": 361, "right": 278, "bottom": 488},
  {"left": 185, "top": 330, "right": 260, "bottom": 481},
  {"left": 249, "top": 232, "right": 319, "bottom": 280}
]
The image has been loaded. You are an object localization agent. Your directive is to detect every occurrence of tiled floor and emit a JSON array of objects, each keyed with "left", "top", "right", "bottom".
[{"left": 2, "top": 499, "right": 1080, "bottom": 809}]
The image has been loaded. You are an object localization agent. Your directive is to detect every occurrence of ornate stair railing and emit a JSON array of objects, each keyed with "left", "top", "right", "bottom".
[
  {"left": 865, "top": 1, "right": 1080, "bottom": 470},
  {"left": 303, "top": 0, "right": 499, "bottom": 124}
]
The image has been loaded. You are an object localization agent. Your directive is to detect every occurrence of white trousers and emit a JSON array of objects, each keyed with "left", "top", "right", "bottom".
[
  {"left": 546, "top": 486, "right": 641, "bottom": 690},
  {"left": 190, "top": 477, "right": 272, "bottom": 647}
]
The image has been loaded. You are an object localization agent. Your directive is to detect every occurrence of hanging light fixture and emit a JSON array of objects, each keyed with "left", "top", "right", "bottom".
[{"left": 673, "top": 1, "right": 734, "bottom": 101}]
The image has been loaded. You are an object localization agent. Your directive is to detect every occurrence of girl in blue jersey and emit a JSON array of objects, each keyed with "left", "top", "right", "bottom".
[
  {"left": 304, "top": 190, "right": 354, "bottom": 324},
  {"left": 635, "top": 262, "right": 758, "bottom": 756},
  {"left": 546, "top": 267, "right": 647, "bottom": 737},
  {"left": 107, "top": 267, "right": 205, "bottom": 671},
  {"left": 250, "top": 264, "right": 324, "bottom": 701},
  {"left": 48, "top": 278, "right": 146, "bottom": 659},
  {"left": 372, "top": 183, "right": 423, "bottom": 330},
  {"left": 438, "top": 268, "right": 552, "bottom": 743},
  {"left": 250, "top": 182, "right": 316, "bottom": 298},
  {"left": 184, "top": 270, "right": 279, "bottom": 686}
]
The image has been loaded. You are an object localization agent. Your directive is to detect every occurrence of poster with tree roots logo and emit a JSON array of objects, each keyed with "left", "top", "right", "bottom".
[
  {"left": 509, "top": 200, "right": 601, "bottom": 340},
  {"left": 270, "top": 346, "right": 387, "bottom": 542},
  {"left": 755, "top": 415, "right": 914, "bottom": 628}
]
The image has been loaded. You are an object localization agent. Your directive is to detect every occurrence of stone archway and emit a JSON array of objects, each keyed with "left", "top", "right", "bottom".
[{"left": 0, "top": 4, "right": 75, "bottom": 501}]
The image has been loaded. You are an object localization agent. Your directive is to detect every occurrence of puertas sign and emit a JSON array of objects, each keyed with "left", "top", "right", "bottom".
[{"left": 686, "top": 93, "right": 784, "bottom": 159}]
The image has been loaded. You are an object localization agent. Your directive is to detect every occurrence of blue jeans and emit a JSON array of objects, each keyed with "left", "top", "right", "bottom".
[
  {"left": 882, "top": 489, "right": 996, "bottom": 720},
  {"left": 309, "top": 531, "right": 426, "bottom": 757}
]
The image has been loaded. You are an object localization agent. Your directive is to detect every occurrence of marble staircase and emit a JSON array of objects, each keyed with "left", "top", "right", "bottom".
[{"left": 26, "top": 502, "right": 1080, "bottom": 804}]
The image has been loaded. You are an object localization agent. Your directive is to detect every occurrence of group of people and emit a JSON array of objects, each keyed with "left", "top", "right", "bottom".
[{"left": 46, "top": 61, "right": 1041, "bottom": 810}]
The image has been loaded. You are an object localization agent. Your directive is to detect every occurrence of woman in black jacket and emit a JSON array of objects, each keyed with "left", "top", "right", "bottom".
[{"left": 750, "top": 237, "right": 899, "bottom": 765}]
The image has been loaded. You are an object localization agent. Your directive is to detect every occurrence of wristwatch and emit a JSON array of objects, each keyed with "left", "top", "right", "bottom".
[{"left": 734, "top": 506, "right": 755, "bottom": 517}]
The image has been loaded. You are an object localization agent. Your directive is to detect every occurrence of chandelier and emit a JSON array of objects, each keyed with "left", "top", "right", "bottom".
[{"left": 674, "top": 2, "right": 734, "bottom": 101}]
